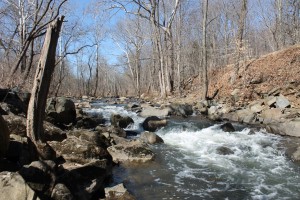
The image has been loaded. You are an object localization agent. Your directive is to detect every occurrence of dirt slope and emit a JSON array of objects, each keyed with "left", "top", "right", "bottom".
[{"left": 207, "top": 44, "right": 300, "bottom": 107}]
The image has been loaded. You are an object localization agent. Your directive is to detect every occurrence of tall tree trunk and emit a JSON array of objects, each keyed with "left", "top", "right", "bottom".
[
  {"left": 233, "top": 0, "right": 248, "bottom": 83},
  {"left": 202, "top": 0, "right": 209, "bottom": 99},
  {"left": 27, "top": 16, "right": 64, "bottom": 144}
]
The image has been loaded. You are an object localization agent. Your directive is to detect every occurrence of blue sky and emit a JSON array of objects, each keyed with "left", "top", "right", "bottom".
[{"left": 67, "top": 0, "right": 124, "bottom": 66}]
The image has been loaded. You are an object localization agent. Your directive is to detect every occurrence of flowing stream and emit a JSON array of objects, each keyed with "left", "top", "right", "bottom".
[{"left": 86, "top": 102, "right": 300, "bottom": 200}]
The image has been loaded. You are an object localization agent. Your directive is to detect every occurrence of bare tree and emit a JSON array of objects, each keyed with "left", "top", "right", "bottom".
[{"left": 27, "top": 16, "right": 64, "bottom": 150}]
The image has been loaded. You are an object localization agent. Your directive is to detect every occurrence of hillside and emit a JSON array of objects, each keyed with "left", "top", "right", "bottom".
[{"left": 173, "top": 44, "right": 300, "bottom": 108}]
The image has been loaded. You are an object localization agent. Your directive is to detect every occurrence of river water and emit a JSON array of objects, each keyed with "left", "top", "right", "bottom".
[{"left": 86, "top": 102, "right": 300, "bottom": 200}]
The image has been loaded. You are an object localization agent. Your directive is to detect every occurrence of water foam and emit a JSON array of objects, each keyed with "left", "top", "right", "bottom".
[
  {"left": 156, "top": 124, "right": 300, "bottom": 199},
  {"left": 84, "top": 104, "right": 144, "bottom": 131}
]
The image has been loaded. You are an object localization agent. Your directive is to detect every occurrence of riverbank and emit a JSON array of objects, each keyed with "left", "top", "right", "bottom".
[{"left": 1, "top": 88, "right": 300, "bottom": 199}]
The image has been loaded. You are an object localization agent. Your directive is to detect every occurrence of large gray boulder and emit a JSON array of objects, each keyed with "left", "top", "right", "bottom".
[
  {"left": 0, "top": 171, "right": 40, "bottom": 200},
  {"left": 142, "top": 116, "right": 167, "bottom": 132},
  {"left": 46, "top": 97, "right": 76, "bottom": 126},
  {"left": 49, "top": 130, "right": 111, "bottom": 164},
  {"left": 0, "top": 115, "right": 10, "bottom": 157},
  {"left": 107, "top": 140, "right": 155, "bottom": 163},
  {"left": 265, "top": 119, "right": 300, "bottom": 137}
]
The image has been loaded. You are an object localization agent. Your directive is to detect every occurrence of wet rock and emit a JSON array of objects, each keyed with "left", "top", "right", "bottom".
[
  {"left": 51, "top": 183, "right": 74, "bottom": 200},
  {"left": 142, "top": 116, "right": 167, "bottom": 132},
  {"left": 140, "top": 106, "right": 171, "bottom": 117},
  {"left": 275, "top": 94, "right": 290, "bottom": 109},
  {"left": 140, "top": 131, "right": 164, "bottom": 144},
  {"left": 107, "top": 140, "right": 155, "bottom": 163},
  {"left": 0, "top": 115, "right": 10, "bottom": 158},
  {"left": 46, "top": 97, "right": 76, "bottom": 126},
  {"left": 0, "top": 171, "right": 40, "bottom": 200},
  {"left": 105, "top": 183, "right": 135, "bottom": 200},
  {"left": 216, "top": 146, "right": 234, "bottom": 155},
  {"left": 220, "top": 123, "right": 235, "bottom": 132},
  {"left": 111, "top": 114, "right": 134, "bottom": 128},
  {"left": 292, "top": 147, "right": 300, "bottom": 162}
]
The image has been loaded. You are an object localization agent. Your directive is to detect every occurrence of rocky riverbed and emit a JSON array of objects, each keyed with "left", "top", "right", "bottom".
[{"left": 1, "top": 88, "right": 300, "bottom": 199}]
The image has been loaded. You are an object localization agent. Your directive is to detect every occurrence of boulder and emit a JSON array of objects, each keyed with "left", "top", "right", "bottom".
[
  {"left": 140, "top": 131, "right": 164, "bottom": 144},
  {"left": 107, "top": 140, "right": 155, "bottom": 163},
  {"left": 111, "top": 114, "right": 134, "bottom": 128},
  {"left": 220, "top": 123, "right": 235, "bottom": 132},
  {"left": 0, "top": 89, "right": 28, "bottom": 115},
  {"left": 0, "top": 172, "right": 40, "bottom": 200},
  {"left": 250, "top": 104, "right": 264, "bottom": 113},
  {"left": 5, "top": 134, "right": 33, "bottom": 167},
  {"left": 46, "top": 97, "right": 76, "bottom": 126},
  {"left": 260, "top": 108, "right": 283, "bottom": 123},
  {"left": 140, "top": 107, "right": 171, "bottom": 117},
  {"left": 76, "top": 115, "right": 105, "bottom": 129},
  {"left": 275, "top": 94, "right": 290, "bottom": 109},
  {"left": 196, "top": 100, "right": 209, "bottom": 114},
  {"left": 3, "top": 114, "right": 66, "bottom": 142},
  {"left": 216, "top": 146, "right": 234, "bottom": 155},
  {"left": 142, "top": 116, "right": 167, "bottom": 132},
  {"left": 0, "top": 115, "right": 10, "bottom": 157},
  {"left": 236, "top": 109, "right": 256, "bottom": 123},
  {"left": 51, "top": 183, "right": 74, "bottom": 200},
  {"left": 265, "top": 119, "right": 300, "bottom": 137},
  {"left": 96, "top": 125, "right": 127, "bottom": 138},
  {"left": 19, "top": 160, "right": 56, "bottom": 198},
  {"left": 49, "top": 130, "right": 111, "bottom": 164},
  {"left": 266, "top": 96, "right": 277, "bottom": 107},
  {"left": 105, "top": 183, "right": 135, "bottom": 200},
  {"left": 169, "top": 103, "right": 193, "bottom": 117},
  {"left": 292, "top": 147, "right": 300, "bottom": 162},
  {"left": 57, "top": 160, "right": 109, "bottom": 200}
]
